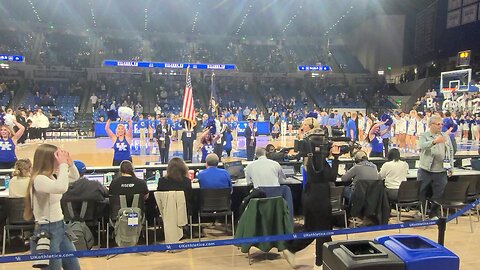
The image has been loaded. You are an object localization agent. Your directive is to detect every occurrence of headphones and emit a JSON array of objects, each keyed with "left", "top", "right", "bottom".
[{"left": 353, "top": 150, "right": 368, "bottom": 163}]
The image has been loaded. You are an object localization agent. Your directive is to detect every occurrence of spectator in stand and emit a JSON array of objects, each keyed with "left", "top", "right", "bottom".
[
  {"left": 90, "top": 93, "right": 98, "bottom": 110},
  {"left": 36, "top": 109, "right": 50, "bottom": 141}
]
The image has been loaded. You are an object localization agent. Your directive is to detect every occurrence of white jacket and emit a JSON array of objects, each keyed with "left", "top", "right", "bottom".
[
  {"left": 154, "top": 191, "right": 187, "bottom": 244},
  {"left": 37, "top": 114, "right": 50, "bottom": 128}
]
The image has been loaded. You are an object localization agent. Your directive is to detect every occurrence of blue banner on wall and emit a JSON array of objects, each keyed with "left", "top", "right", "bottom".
[
  {"left": 94, "top": 121, "right": 270, "bottom": 137},
  {"left": 104, "top": 60, "right": 236, "bottom": 70}
]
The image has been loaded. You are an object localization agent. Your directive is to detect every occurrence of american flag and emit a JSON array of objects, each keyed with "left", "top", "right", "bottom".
[{"left": 182, "top": 67, "right": 195, "bottom": 123}]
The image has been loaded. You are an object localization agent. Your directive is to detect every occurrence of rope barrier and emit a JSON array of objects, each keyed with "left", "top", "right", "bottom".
[{"left": 1, "top": 198, "right": 478, "bottom": 264}]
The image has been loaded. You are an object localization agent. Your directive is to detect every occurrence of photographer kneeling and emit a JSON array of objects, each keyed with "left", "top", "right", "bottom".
[
  {"left": 283, "top": 114, "right": 341, "bottom": 270},
  {"left": 24, "top": 144, "right": 81, "bottom": 270}
]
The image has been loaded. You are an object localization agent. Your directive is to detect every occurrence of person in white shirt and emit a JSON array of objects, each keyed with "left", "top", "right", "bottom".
[
  {"left": 24, "top": 144, "right": 81, "bottom": 270},
  {"left": 36, "top": 109, "right": 50, "bottom": 141},
  {"left": 90, "top": 93, "right": 98, "bottom": 110},
  {"left": 245, "top": 147, "right": 286, "bottom": 188},
  {"left": 8, "top": 159, "right": 32, "bottom": 198},
  {"left": 379, "top": 148, "right": 409, "bottom": 201}
]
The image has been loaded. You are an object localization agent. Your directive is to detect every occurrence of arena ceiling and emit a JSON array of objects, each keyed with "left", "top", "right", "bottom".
[{"left": 0, "top": 0, "right": 437, "bottom": 38}]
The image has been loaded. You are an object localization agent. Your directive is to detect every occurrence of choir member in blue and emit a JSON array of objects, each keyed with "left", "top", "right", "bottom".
[
  {"left": 244, "top": 117, "right": 257, "bottom": 161},
  {"left": 155, "top": 116, "right": 172, "bottom": 164},
  {"left": 105, "top": 118, "right": 133, "bottom": 166},
  {"left": 0, "top": 120, "right": 25, "bottom": 169},
  {"left": 222, "top": 126, "right": 234, "bottom": 157},
  {"left": 181, "top": 121, "right": 196, "bottom": 162}
]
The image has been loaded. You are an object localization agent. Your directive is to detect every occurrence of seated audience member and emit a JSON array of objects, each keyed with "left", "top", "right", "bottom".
[
  {"left": 197, "top": 153, "right": 232, "bottom": 191},
  {"left": 245, "top": 147, "right": 286, "bottom": 188},
  {"left": 62, "top": 160, "right": 109, "bottom": 202},
  {"left": 341, "top": 150, "right": 380, "bottom": 202},
  {"left": 8, "top": 159, "right": 32, "bottom": 198},
  {"left": 109, "top": 160, "right": 149, "bottom": 210},
  {"left": 379, "top": 149, "right": 409, "bottom": 201},
  {"left": 157, "top": 157, "right": 192, "bottom": 210}
]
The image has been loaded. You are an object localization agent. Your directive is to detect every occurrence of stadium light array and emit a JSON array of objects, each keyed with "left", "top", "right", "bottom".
[
  {"left": 28, "top": 0, "right": 42, "bottom": 23},
  {"left": 324, "top": 4, "right": 354, "bottom": 37},
  {"left": 282, "top": 3, "right": 303, "bottom": 35},
  {"left": 236, "top": 3, "right": 253, "bottom": 36},
  {"left": 191, "top": 2, "right": 201, "bottom": 33}
]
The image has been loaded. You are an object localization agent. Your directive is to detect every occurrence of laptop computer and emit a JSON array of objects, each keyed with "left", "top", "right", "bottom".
[
  {"left": 281, "top": 165, "right": 296, "bottom": 177},
  {"left": 223, "top": 161, "right": 245, "bottom": 181},
  {"left": 85, "top": 174, "right": 105, "bottom": 185},
  {"left": 135, "top": 169, "right": 146, "bottom": 180}
]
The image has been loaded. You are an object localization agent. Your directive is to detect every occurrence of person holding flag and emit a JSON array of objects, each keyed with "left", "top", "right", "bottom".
[{"left": 181, "top": 66, "right": 197, "bottom": 161}]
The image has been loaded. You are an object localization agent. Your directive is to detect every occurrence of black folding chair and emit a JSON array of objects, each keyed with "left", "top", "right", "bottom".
[
  {"left": 2, "top": 198, "right": 35, "bottom": 255},
  {"left": 198, "top": 188, "right": 234, "bottom": 241}
]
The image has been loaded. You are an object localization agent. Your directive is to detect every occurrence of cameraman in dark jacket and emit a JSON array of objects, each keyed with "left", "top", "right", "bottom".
[
  {"left": 283, "top": 114, "right": 340, "bottom": 270},
  {"left": 265, "top": 144, "right": 298, "bottom": 162}
]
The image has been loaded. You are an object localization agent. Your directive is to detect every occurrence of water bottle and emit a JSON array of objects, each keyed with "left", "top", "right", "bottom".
[
  {"left": 155, "top": 170, "right": 160, "bottom": 183},
  {"left": 4, "top": 175, "right": 10, "bottom": 189}
]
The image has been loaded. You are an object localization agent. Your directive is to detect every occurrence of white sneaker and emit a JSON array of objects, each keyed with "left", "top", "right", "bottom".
[
  {"left": 313, "top": 264, "right": 323, "bottom": 270},
  {"left": 283, "top": 250, "right": 296, "bottom": 268}
]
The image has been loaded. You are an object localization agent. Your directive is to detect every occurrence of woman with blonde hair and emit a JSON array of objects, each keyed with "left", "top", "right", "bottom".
[
  {"left": 24, "top": 144, "right": 81, "bottom": 270},
  {"left": 8, "top": 159, "right": 32, "bottom": 198},
  {"left": 105, "top": 118, "right": 133, "bottom": 166},
  {"left": 0, "top": 118, "right": 25, "bottom": 169}
]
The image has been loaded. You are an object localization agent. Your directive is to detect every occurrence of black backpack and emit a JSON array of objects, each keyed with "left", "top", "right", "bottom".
[{"left": 65, "top": 201, "right": 95, "bottom": 250}]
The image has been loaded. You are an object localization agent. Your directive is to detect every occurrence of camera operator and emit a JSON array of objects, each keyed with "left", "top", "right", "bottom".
[
  {"left": 24, "top": 144, "right": 81, "bottom": 270},
  {"left": 265, "top": 144, "right": 298, "bottom": 162},
  {"left": 283, "top": 114, "right": 341, "bottom": 270}
]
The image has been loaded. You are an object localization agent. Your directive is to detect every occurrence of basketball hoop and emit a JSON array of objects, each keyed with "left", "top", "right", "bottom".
[{"left": 442, "top": 87, "right": 456, "bottom": 99}]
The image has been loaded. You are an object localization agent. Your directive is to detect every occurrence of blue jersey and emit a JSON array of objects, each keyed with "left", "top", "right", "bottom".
[
  {"left": 0, "top": 137, "right": 16, "bottom": 163},
  {"left": 113, "top": 137, "right": 131, "bottom": 161},
  {"left": 201, "top": 143, "right": 215, "bottom": 163},
  {"left": 138, "top": 119, "right": 147, "bottom": 129},
  {"left": 370, "top": 136, "right": 383, "bottom": 154}
]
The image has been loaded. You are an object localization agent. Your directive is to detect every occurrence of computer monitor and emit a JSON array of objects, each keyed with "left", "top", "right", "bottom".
[
  {"left": 135, "top": 169, "right": 146, "bottom": 180},
  {"left": 0, "top": 176, "right": 6, "bottom": 188},
  {"left": 223, "top": 161, "right": 245, "bottom": 180},
  {"left": 85, "top": 174, "right": 104, "bottom": 185},
  {"left": 281, "top": 165, "right": 296, "bottom": 177}
]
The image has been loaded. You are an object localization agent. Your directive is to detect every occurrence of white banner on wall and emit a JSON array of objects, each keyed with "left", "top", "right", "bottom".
[
  {"left": 448, "top": 0, "right": 462, "bottom": 10},
  {"left": 447, "top": 9, "right": 462, "bottom": 28},
  {"left": 462, "top": 4, "right": 478, "bottom": 24}
]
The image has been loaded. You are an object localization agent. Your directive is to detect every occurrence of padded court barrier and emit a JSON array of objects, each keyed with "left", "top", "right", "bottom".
[{"left": 0, "top": 198, "right": 478, "bottom": 264}]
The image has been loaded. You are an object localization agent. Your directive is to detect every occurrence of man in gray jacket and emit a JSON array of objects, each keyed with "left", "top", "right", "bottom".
[
  {"left": 418, "top": 115, "right": 454, "bottom": 218},
  {"left": 341, "top": 150, "right": 380, "bottom": 203}
]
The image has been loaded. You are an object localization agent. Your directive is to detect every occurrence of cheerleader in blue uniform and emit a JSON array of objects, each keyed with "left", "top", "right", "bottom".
[
  {"left": 198, "top": 119, "right": 219, "bottom": 163},
  {"left": 367, "top": 120, "right": 387, "bottom": 158},
  {"left": 0, "top": 119, "right": 25, "bottom": 169},
  {"left": 105, "top": 118, "right": 133, "bottom": 166}
]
